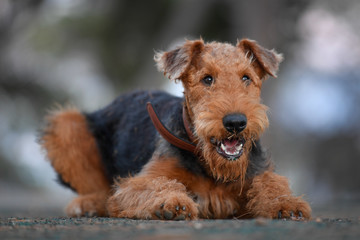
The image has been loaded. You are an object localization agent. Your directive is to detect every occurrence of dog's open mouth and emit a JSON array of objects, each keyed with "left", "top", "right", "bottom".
[{"left": 211, "top": 137, "right": 245, "bottom": 161}]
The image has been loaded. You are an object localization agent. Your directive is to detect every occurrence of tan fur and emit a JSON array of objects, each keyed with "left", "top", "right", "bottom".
[
  {"left": 41, "top": 107, "right": 111, "bottom": 216},
  {"left": 66, "top": 191, "right": 109, "bottom": 217}
]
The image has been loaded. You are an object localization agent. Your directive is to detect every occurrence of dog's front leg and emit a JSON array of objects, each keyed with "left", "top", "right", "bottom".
[
  {"left": 107, "top": 160, "right": 199, "bottom": 220},
  {"left": 245, "top": 171, "right": 311, "bottom": 220}
]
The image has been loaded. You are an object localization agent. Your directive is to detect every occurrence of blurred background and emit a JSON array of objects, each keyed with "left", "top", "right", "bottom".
[{"left": 0, "top": 0, "right": 359, "bottom": 218}]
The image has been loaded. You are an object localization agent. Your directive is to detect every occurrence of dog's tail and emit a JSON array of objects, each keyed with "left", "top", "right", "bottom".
[{"left": 40, "top": 106, "right": 110, "bottom": 194}]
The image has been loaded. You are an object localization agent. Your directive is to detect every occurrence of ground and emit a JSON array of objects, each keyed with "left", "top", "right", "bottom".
[
  {"left": 1, "top": 216, "right": 359, "bottom": 240},
  {"left": 1, "top": 185, "right": 359, "bottom": 239},
  {"left": 1, "top": 202, "right": 360, "bottom": 240}
]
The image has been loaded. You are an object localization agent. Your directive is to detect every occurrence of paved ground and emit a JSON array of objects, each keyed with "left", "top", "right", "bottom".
[
  {"left": 1, "top": 216, "right": 359, "bottom": 240},
  {"left": 1, "top": 190, "right": 359, "bottom": 240}
]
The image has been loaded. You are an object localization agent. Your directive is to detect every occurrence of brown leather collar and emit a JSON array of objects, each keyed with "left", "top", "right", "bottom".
[{"left": 146, "top": 102, "right": 197, "bottom": 154}]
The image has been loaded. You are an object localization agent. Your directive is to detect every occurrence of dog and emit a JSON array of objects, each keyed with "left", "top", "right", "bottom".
[{"left": 41, "top": 38, "right": 311, "bottom": 220}]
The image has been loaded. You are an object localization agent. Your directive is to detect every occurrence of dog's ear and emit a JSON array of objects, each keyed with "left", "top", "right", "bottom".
[
  {"left": 154, "top": 39, "right": 204, "bottom": 81},
  {"left": 237, "top": 39, "right": 283, "bottom": 79}
]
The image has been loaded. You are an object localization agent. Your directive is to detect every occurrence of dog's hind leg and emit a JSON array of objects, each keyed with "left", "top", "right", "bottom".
[{"left": 41, "top": 107, "right": 110, "bottom": 216}]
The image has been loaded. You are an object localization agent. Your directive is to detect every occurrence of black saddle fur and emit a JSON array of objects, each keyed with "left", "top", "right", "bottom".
[{"left": 80, "top": 90, "right": 269, "bottom": 185}]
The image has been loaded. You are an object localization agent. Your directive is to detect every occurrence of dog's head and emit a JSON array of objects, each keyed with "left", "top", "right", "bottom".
[{"left": 155, "top": 39, "right": 282, "bottom": 182}]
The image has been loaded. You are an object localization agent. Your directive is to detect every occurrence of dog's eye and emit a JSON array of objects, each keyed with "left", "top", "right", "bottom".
[
  {"left": 242, "top": 75, "right": 251, "bottom": 86},
  {"left": 202, "top": 75, "right": 214, "bottom": 86},
  {"left": 242, "top": 75, "right": 250, "bottom": 81}
]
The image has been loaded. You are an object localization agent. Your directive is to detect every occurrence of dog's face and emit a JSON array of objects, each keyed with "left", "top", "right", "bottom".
[{"left": 155, "top": 39, "right": 282, "bottom": 182}]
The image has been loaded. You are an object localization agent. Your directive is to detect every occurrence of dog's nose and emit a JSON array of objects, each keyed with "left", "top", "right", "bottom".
[{"left": 223, "top": 114, "right": 247, "bottom": 133}]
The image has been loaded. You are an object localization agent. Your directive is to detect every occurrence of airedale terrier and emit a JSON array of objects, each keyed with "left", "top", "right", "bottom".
[{"left": 41, "top": 38, "right": 311, "bottom": 220}]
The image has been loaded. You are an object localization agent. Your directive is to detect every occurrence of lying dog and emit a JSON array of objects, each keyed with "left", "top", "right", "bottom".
[{"left": 41, "top": 38, "right": 311, "bottom": 220}]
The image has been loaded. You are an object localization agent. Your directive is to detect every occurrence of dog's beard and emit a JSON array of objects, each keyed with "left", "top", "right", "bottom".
[
  {"left": 199, "top": 139, "right": 249, "bottom": 186},
  {"left": 194, "top": 110, "right": 268, "bottom": 184}
]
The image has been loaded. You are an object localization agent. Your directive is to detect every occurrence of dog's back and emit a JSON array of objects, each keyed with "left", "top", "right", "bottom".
[{"left": 85, "top": 90, "right": 183, "bottom": 181}]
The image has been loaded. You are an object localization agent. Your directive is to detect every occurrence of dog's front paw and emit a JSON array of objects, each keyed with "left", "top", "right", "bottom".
[
  {"left": 273, "top": 196, "right": 311, "bottom": 220},
  {"left": 246, "top": 171, "right": 311, "bottom": 221},
  {"left": 247, "top": 195, "right": 311, "bottom": 220},
  {"left": 107, "top": 176, "right": 199, "bottom": 220},
  {"left": 108, "top": 193, "right": 198, "bottom": 220},
  {"left": 152, "top": 194, "right": 199, "bottom": 220}
]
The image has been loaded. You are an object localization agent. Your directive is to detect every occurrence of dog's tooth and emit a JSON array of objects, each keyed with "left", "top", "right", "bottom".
[
  {"left": 221, "top": 143, "right": 226, "bottom": 151},
  {"left": 236, "top": 144, "right": 243, "bottom": 151}
]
